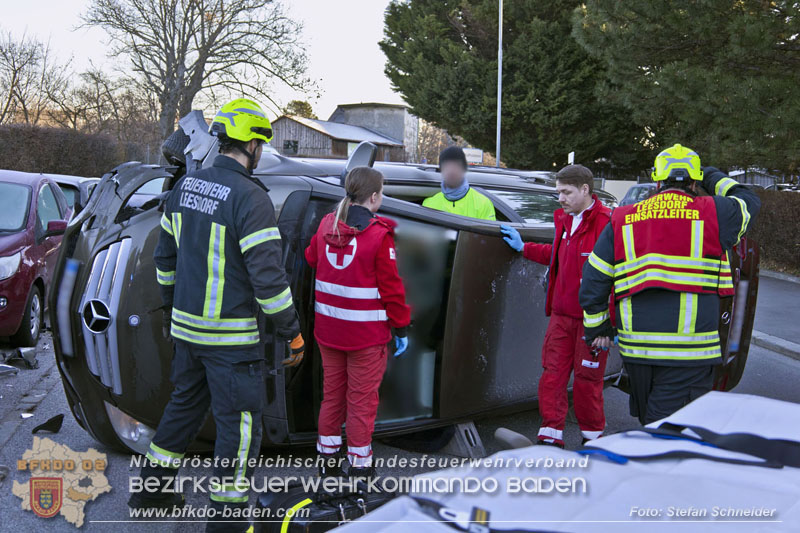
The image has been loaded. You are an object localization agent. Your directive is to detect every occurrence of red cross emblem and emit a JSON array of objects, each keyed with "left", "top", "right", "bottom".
[{"left": 325, "top": 237, "right": 357, "bottom": 270}]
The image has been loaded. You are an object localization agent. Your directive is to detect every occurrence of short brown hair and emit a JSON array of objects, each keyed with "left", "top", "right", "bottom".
[{"left": 556, "top": 164, "right": 593, "bottom": 193}]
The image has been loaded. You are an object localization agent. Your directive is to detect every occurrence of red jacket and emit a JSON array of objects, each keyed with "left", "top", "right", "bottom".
[
  {"left": 522, "top": 195, "right": 611, "bottom": 318},
  {"left": 305, "top": 212, "right": 411, "bottom": 351}
]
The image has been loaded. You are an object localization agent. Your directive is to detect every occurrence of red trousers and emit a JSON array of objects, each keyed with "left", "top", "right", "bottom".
[
  {"left": 317, "top": 343, "right": 388, "bottom": 467},
  {"left": 537, "top": 313, "right": 607, "bottom": 445}
]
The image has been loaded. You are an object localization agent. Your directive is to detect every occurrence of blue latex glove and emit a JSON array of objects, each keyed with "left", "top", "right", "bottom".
[
  {"left": 394, "top": 336, "right": 408, "bottom": 357},
  {"left": 500, "top": 224, "right": 524, "bottom": 252}
]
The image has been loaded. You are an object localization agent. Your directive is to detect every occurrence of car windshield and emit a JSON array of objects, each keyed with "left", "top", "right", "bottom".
[
  {"left": 488, "top": 189, "right": 561, "bottom": 224},
  {"left": 58, "top": 184, "right": 79, "bottom": 207},
  {"left": 629, "top": 185, "right": 653, "bottom": 202},
  {"left": 0, "top": 182, "right": 31, "bottom": 232}
]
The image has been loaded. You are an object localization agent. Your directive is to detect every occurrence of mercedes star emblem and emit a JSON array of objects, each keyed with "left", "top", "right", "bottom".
[{"left": 82, "top": 299, "right": 112, "bottom": 334}]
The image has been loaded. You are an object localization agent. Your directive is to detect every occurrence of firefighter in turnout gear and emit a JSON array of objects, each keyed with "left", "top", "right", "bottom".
[
  {"left": 579, "top": 144, "right": 760, "bottom": 425},
  {"left": 129, "top": 98, "right": 305, "bottom": 531}
]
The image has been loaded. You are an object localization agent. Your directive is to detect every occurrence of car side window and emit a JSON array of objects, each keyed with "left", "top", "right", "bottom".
[{"left": 37, "top": 184, "right": 62, "bottom": 229}]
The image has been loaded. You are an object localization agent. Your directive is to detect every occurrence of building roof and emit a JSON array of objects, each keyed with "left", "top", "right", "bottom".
[
  {"left": 334, "top": 102, "right": 409, "bottom": 110},
  {"left": 276, "top": 115, "right": 403, "bottom": 146}
]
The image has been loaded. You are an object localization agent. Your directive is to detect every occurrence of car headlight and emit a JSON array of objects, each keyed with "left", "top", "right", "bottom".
[
  {"left": 0, "top": 252, "right": 21, "bottom": 280},
  {"left": 104, "top": 401, "right": 157, "bottom": 455}
]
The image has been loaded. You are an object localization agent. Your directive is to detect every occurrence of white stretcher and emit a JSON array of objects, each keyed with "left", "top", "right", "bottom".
[{"left": 337, "top": 392, "right": 800, "bottom": 532}]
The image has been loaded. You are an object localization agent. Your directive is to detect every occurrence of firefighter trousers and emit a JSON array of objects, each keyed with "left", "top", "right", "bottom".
[
  {"left": 624, "top": 361, "right": 714, "bottom": 425},
  {"left": 139, "top": 340, "right": 264, "bottom": 531},
  {"left": 537, "top": 313, "right": 608, "bottom": 446}
]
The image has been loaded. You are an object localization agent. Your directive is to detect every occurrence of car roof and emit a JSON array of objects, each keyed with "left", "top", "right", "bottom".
[
  {"left": 258, "top": 156, "right": 615, "bottom": 200},
  {"left": 0, "top": 169, "right": 49, "bottom": 186},
  {"left": 42, "top": 173, "right": 99, "bottom": 186}
]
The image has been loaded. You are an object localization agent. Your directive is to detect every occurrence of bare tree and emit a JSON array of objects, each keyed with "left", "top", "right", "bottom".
[
  {"left": 82, "top": 0, "right": 314, "bottom": 139},
  {"left": 417, "top": 120, "right": 455, "bottom": 165},
  {"left": 0, "top": 31, "right": 67, "bottom": 125},
  {"left": 48, "top": 67, "right": 161, "bottom": 161}
]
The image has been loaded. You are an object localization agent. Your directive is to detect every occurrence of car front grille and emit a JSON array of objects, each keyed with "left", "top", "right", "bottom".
[{"left": 78, "top": 239, "right": 131, "bottom": 395}]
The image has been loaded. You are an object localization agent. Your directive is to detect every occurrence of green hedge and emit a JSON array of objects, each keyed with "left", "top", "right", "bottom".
[{"left": 749, "top": 190, "right": 800, "bottom": 275}]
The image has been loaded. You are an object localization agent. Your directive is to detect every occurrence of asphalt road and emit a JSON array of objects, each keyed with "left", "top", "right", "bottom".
[
  {"left": 0, "top": 273, "right": 798, "bottom": 532},
  {"left": 754, "top": 275, "right": 800, "bottom": 345}
]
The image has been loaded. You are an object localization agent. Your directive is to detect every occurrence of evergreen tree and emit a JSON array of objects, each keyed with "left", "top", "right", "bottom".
[
  {"left": 574, "top": 0, "right": 800, "bottom": 173},
  {"left": 380, "top": 0, "right": 651, "bottom": 172}
]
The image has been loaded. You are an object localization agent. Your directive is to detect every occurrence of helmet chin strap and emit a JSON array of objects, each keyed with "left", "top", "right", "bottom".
[{"left": 234, "top": 143, "right": 258, "bottom": 172}]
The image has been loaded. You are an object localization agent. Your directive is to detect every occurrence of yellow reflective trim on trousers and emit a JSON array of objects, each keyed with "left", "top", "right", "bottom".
[
  {"left": 731, "top": 197, "right": 751, "bottom": 240},
  {"left": 146, "top": 442, "right": 183, "bottom": 468},
  {"left": 234, "top": 411, "right": 252, "bottom": 491},
  {"left": 282, "top": 498, "right": 313, "bottom": 533},
  {"left": 678, "top": 293, "right": 698, "bottom": 334},
  {"left": 257, "top": 287, "right": 293, "bottom": 315},
  {"left": 620, "top": 297, "right": 633, "bottom": 331},
  {"left": 208, "top": 414, "right": 252, "bottom": 503},
  {"left": 622, "top": 224, "right": 636, "bottom": 261},
  {"left": 171, "top": 213, "right": 182, "bottom": 247},
  {"left": 171, "top": 324, "right": 259, "bottom": 346},
  {"left": 715, "top": 177, "right": 738, "bottom": 196},
  {"left": 160, "top": 213, "right": 173, "bottom": 235},
  {"left": 204, "top": 223, "right": 226, "bottom": 318},
  {"left": 691, "top": 220, "right": 704, "bottom": 259},
  {"left": 588, "top": 252, "right": 614, "bottom": 277}
]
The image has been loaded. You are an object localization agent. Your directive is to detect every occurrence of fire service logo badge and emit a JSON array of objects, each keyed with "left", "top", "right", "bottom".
[{"left": 30, "top": 477, "right": 63, "bottom": 518}]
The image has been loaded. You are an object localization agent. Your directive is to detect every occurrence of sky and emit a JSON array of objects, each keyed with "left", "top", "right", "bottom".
[{"left": 3, "top": 0, "right": 406, "bottom": 120}]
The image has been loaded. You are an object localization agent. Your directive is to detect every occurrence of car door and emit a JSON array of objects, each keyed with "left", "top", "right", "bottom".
[{"left": 35, "top": 182, "right": 67, "bottom": 288}]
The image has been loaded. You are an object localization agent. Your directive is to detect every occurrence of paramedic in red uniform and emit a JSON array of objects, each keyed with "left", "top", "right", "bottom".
[
  {"left": 305, "top": 166, "right": 411, "bottom": 478},
  {"left": 500, "top": 165, "right": 612, "bottom": 448}
]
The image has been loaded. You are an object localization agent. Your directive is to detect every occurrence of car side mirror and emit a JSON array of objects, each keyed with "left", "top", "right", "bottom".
[
  {"left": 340, "top": 142, "right": 377, "bottom": 186},
  {"left": 43, "top": 220, "right": 68, "bottom": 238}
]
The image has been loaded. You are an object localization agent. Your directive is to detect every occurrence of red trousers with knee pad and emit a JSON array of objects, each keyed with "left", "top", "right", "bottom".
[
  {"left": 537, "top": 313, "right": 607, "bottom": 446},
  {"left": 316, "top": 343, "right": 388, "bottom": 467}
]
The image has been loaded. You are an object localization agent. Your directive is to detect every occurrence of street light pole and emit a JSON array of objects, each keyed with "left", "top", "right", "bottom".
[{"left": 495, "top": 0, "right": 503, "bottom": 167}]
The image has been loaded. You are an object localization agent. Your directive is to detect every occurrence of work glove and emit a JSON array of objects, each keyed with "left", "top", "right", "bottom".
[
  {"left": 162, "top": 306, "right": 172, "bottom": 342},
  {"left": 282, "top": 333, "right": 305, "bottom": 367},
  {"left": 500, "top": 225, "right": 524, "bottom": 252},
  {"left": 394, "top": 336, "right": 409, "bottom": 357}
]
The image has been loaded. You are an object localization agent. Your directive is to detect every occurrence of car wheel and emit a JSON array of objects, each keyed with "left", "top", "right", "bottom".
[{"left": 12, "top": 285, "right": 42, "bottom": 347}]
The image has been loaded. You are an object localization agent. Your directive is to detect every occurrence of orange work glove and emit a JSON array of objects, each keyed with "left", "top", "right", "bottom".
[{"left": 282, "top": 333, "right": 305, "bottom": 367}]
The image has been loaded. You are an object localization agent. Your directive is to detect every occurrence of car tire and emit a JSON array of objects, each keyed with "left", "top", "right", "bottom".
[{"left": 12, "top": 285, "right": 42, "bottom": 347}]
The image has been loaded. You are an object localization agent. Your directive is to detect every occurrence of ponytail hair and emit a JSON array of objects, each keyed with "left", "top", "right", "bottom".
[{"left": 333, "top": 167, "right": 384, "bottom": 233}]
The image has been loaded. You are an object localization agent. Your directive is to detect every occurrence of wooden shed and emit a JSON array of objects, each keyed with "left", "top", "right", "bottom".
[{"left": 271, "top": 115, "right": 406, "bottom": 161}]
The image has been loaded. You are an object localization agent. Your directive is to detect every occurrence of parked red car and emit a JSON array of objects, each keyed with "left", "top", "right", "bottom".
[{"left": 0, "top": 171, "right": 70, "bottom": 346}]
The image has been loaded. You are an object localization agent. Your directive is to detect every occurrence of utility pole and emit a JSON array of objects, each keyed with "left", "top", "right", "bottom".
[{"left": 495, "top": 0, "right": 503, "bottom": 167}]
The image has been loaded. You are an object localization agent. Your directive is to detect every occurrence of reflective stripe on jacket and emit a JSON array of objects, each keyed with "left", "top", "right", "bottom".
[
  {"left": 611, "top": 191, "right": 733, "bottom": 298},
  {"left": 153, "top": 155, "right": 300, "bottom": 347},
  {"left": 305, "top": 212, "right": 410, "bottom": 351},
  {"left": 579, "top": 168, "right": 761, "bottom": 366}
]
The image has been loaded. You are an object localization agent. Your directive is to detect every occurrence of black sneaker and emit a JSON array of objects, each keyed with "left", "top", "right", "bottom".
[{"left": 128, "top": 490, "right": 185, "bottom": 510}]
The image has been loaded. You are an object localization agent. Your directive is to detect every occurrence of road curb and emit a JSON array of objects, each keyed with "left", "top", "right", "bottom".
[
  {"left": 761, "top": 269, "right": 800, "bottom": 285},
  {"left": 751, "top": 330, "right": 800, "bottom": 362}
]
